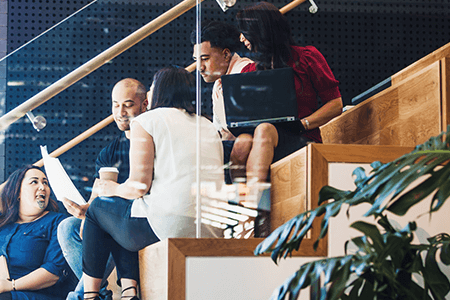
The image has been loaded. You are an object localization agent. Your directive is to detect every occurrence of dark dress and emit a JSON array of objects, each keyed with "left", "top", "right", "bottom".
[{"left": 0, "top": 211, "right": 75, "bottom": 300}]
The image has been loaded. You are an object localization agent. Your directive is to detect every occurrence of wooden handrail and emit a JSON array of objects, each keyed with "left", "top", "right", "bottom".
[
  {"left": 0, "top": 0, "right": 308, "bottom": 188},
  {"left": 33, "top": 115, "right": 115, "bottom": 167},
  {"left": 280, "top": 0, "right": 308, "bottom": 14},
  {"left": 0, "top": 0, "right": 307, "bottom": 172},
  {"left": 34, "top": 0, "right": 306, "bottom": 162},
  {"left": 0, "top": 0, "right": 206, "bottom": 132}
]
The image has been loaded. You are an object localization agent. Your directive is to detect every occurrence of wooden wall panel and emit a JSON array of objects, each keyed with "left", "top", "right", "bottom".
[
  {"left": 321, "top": 61, "right": 441, "bottom": 146},
  {"left": 168, "top": 243, "right": 185, "bottom": 300},
  {"left": 392, "top": 62, "right": 441, "bottom": 144},
  {"left": 443, "top": 57, "right": 450, "bottom": 132},
  {"left": 139, "top": 241, "right": 169, "bottom": 300},
  {"left": 270, "top": 147, "right": 307, "bottom": 230}
]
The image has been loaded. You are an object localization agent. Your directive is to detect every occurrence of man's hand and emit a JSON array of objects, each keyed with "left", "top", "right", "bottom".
[{"left": 62, "top": 198, "right": 89, "bottom": 219}]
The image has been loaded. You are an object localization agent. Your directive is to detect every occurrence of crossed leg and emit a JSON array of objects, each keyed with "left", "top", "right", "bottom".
[{"left": 230, "top": 123, "right": 278, "bottom": 183}]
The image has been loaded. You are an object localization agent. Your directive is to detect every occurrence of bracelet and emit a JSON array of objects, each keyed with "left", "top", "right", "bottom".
[
  {"left": 11, "top": 278, "right": 16, "bottom": 291},
  {"left": 303, "top": 118, "right": 310, "bottom": 130}
]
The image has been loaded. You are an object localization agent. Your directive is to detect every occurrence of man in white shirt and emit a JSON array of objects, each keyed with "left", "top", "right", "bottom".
[
  {"left": 192, "top": 21, "right": 253, "bottom": 183},
  {"left": 192, "top": 20, "right": 253, "bottom": 141}
]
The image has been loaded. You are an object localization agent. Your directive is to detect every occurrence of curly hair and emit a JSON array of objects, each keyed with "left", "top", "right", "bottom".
[{"left": 190, "top": 20, "right": 242, "bottom": 53}]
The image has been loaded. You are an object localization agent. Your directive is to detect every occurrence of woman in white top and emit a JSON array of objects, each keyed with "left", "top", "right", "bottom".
[{"left": 81, "top": 66, "right": 223, "bottom": 300}]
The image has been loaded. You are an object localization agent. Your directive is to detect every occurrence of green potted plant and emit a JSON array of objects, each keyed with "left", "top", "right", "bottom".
[{"left": 255, "top": 127, "right": 450, "bottom": 299}]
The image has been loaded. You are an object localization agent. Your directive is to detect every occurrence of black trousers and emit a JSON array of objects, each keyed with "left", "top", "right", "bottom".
[
  {"left": 0, "top": 293, "right": 12, "bottom": 300},
  {"left": 82, "top": 196, "right": 159, "bottom": 281}
]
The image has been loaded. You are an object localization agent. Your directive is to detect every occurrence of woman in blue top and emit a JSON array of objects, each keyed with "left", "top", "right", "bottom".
[{"left": 0, "top": 165, "right": 76, "bottom": 300}]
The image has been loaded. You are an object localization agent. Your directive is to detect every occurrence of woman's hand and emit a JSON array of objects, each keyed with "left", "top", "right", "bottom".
[
  {"left": 62, "top": 198, "right": 89, "bottom": 219},
  {"left": 96, "top": 179, "right": 120, "bottom": 197},
  {"left": 0, "top": 279, "right": 13, "bottom": 293}
]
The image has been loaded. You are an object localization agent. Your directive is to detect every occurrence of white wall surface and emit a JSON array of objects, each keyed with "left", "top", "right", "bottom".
[{"left": 186, "top": 256, "right": 321, "bottom": 300}]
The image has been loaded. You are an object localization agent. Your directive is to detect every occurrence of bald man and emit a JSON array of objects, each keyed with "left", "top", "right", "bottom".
[{"left": 57, "top": 78, "right": 148, "bottom": 300}]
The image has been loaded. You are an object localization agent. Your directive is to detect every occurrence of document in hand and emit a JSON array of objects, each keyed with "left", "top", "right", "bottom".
[
  {"left": 40, "top": 145, "right": 87, "bottom": 205},
  {"left": 0, "top": 255, "right": 10, "bottom": 280}
]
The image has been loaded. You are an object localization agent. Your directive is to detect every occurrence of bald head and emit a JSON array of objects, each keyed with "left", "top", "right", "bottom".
[
  {"left": 112, "top": 78, "right": 147, "bottom": 101},
  {"left": 111, "top": 78, "right": 148, "bottom": 137}
]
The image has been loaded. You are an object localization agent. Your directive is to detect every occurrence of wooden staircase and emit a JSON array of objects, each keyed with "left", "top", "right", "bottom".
[{"left": 138, "top": 42, "right": 450, "bottom": 300}]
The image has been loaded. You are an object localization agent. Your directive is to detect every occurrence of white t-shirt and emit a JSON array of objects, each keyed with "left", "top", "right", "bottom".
[
  {"left": 212, "top": 53, "right": 253, "bottom": 133},
  {"left": 130, "top": 108, "right": 223, "bottom": 240}
]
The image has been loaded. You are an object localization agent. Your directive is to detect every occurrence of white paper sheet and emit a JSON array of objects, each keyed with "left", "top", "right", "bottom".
[{"left": 40, "top": 145, "right": 86, "bottom": 205}]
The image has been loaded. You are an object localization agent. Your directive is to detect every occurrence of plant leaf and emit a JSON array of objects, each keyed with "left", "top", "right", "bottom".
[
  {"left": 350, "top": 221, "right": 384, "bottom": 253},
  {"left": 423, "top": 243, "right": 450, "bottom": 299}
]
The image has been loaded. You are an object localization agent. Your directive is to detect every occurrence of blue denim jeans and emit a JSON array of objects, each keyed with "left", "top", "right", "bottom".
[
  {"left": 82, "top": 196, "right": 159, "bottom": 281},
  {"left": 57, "top": 217, "right": 114, "bottom": 300}
]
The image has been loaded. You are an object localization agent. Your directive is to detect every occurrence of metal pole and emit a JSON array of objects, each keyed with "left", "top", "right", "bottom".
[{"left": 195, "top": 0, "right": 202, "bottom": 239}]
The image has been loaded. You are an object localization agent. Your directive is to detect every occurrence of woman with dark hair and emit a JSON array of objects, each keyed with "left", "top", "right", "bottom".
[
  {"left": 148, "top": 65, "right": 196, "bottom": 113},
  {"left": 81, "top": 66, "right": 223, "bottom": 300},
  {"left": 0, "top": 165, "right": 75, "bottom": 299},
  {"left": 233, "top": 1, "right": 343, "bottom": 184}
]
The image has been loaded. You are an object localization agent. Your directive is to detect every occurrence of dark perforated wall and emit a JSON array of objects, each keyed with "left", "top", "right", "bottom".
[{"left": 3, "top": 0, "right": 450, "bottom": 198}]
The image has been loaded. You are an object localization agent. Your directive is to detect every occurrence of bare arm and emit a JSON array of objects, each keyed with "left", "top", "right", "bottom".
[
  {"left": 97, "top": 122, "right": 155, "bottom": 199},
  {"left": 300, "top": 97, "right": 343, "bottom": 130},
  {"left": 0, "top": 268, "right": 59, "bottom": 293}
]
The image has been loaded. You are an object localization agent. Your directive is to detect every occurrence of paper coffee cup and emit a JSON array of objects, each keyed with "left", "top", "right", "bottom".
[{"left": 99, "top": 167, "right": 119, "bottom": 182}]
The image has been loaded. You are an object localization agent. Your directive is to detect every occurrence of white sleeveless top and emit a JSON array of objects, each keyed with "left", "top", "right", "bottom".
[{"left": 130, "top": 108, "right": 223, "bottom": 240}]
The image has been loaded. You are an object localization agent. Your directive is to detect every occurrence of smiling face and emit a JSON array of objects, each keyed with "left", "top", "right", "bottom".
[
  {"left": 18, "top": 168, "right": 50, "bottom": 219},
  {"left": 193, "top": 41, "right": 231, "bottom": 83},
  {"left": 112, "top": 80, "right": 148, "bottom": 135}
]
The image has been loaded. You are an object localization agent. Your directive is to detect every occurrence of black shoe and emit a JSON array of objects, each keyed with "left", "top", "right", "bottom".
[{"left": 84, "top": 291, "right": 100, "bottom": 300}]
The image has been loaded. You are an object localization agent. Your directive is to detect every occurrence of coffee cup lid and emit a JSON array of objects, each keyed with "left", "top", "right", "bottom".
[{"left": 99, "top": 167, "right": 119, "bottom": 173}]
